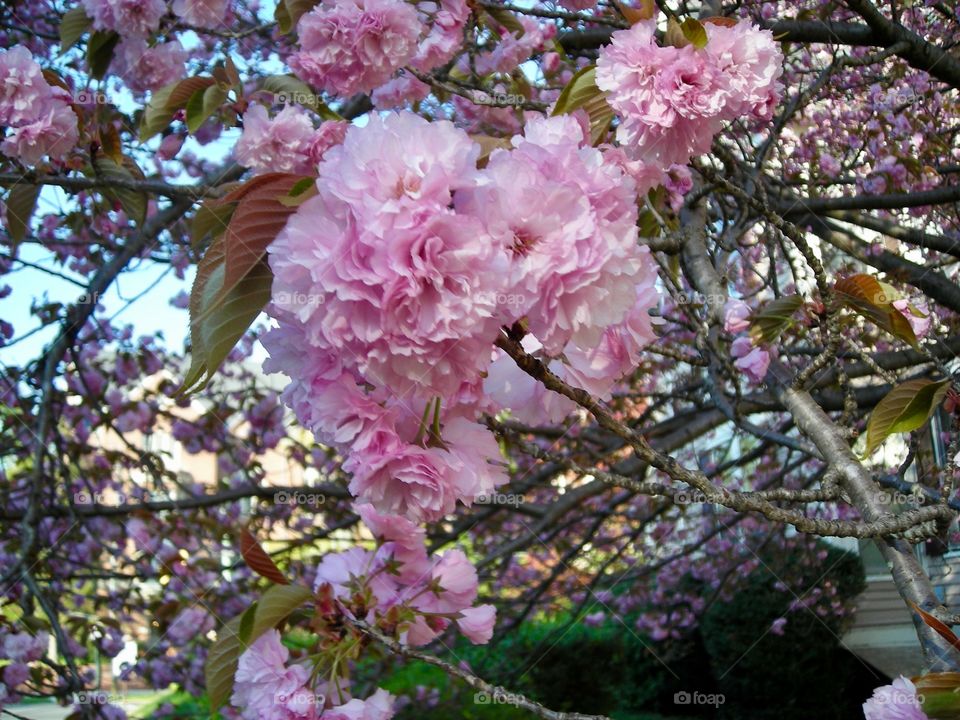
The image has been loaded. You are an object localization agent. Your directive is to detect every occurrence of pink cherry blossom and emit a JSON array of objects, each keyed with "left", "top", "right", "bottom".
[
  {"left": 171, "top": 0, "right": 229, "bottom": 28},
  {"left": 561, "top": 256, "right": 660, "bottom": 399},
  {"left": 483, "top": 336, "right": 576, "bottom": 425},
  {"left": 289, "top": 0, "right": 422, "bottom": 97},
  {"left": 269, "top": 112, "right": 509, "bottom": 401},
  {"left": 235, "top": 104, "right": 316, "bottom": 175},
  {"left": 704, "top": 20, "right": 783, "bottom": 121},
  {"left": 82, "top": 0, "right": 166, "bottom": 36},
  {"left": 410, "top": 0, "right": 470, "bottom": 72},
  {"left": 457, "top": 604, "right": 496, "bottom": 644},
  {"left": 597, "top": 22, "right": 729, "bottom": 166},
  {"left": 307, "top": 121, "right": 349, "bottom": 164},
  {"left": 114, "top": 39, "right": 188, "bottom": 95},
  {"left": 231, "top": 630, "right": 318, "bottom": 720},
  {"left": 323, "top": 688, "right": 395, "bottom": 720},
  {"left": 371, "top": 75, "right": 431, "bottom": 110},
  {"left": 724, "top": 299, "right": 752, "bottom": 334},
  {"left": 2, "top": 98, "right": 79, "bottom": 165},
  {"left": 474, "top": 17, "right": 553, "bottom": 75},
  {"left": 862, "top": 676, "right": 928, "bottom": 720},
  {"left": 357, "top": 503, "right": 431, "bottom": 582},
  {"left": 893, "top": 298, "right": 932, "bottom": 338},
  {"left": 731, "top": 336, "right": 770, "bottom": 384},
  {"left": 0, "top": 47, "right": 52, "bottom": 127},
  {"left": 459, "top": 114, "right": 650, "bottom": 355}
]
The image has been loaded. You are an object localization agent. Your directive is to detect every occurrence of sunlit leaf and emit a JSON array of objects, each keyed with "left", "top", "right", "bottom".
[
  {"left": 60, "top": 7, "right": 92, "bottom": 51},
  {"left": 863, "top": 378, "right": 951, "bottom": 457},
  {"left": 681, "top": 18, "right": 708, "bottom": 48},
  {"left": 191, "top": 200, "right": 236, "bottom": 249},
  {"left": 185, "top": 83, "right": 228, "bottom": 133},
  {"left": 552, "top": 66, "right": 614, "bottom": 146},
  {"left": 204, "top": 583, "right": 313, "bottom": 709},
  {"left": 750, "top": 295, "right": 803, "bottom": 344},
  {"left": 216, "top": 173, "right": 309, "bottom": 294},
  {"left": 206, "top": 615, "right": 242, "bottom": 711},
  {"left": 140, "top": 84, "right": 177, "bottom": 140},
  {"left": 615, "top": 0, "right": 656, "bottom": 23},
  {"left": 237, "top": 602, "right": 258, "bottom": 645}
]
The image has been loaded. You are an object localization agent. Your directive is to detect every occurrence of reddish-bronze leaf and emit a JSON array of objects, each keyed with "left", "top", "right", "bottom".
[
  {"left": 216, "top": 173, "right": 309, "bottom": 297},
  {"left": 239, "top": 528, "right": 289, "bottom": 585},
  {"left": 910, "top": 602, "right": 960, "bottom": 652}
]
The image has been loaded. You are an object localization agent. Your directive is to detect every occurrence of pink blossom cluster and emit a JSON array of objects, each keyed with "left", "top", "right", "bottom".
[
  {"left": 114, "top": 38, "right": 188, "bottom": 95},
  {"left": 0, "top": 48, "right": 79, "bottom": 166},
  {"left": 471, "top": 17, "right": 556, "bottom": 75},
  {"left": 313, "top": 504, "right": 497, "bottom": 645},
  {"left": 81, "top": 0, "right": 166, "bottom": 36},
  {"left": 264, "top": 110, "right": 660, "bottom": 520},
  {"left": 235, "top": 104, "right": 348, "bottom": 175},
  {"left": 232, "top": 629, "right": 395, "bottom": 720},
  {"left": 289, "top": 0, "right": 470, "bottom": 98},
  {"left": 229, "top": 504, "right": 494, "bottom": 720},
  {"left": 289, "top": 0, "right": 423, "bottom": 97},
  {"left": 171, "top": 0, "right": 229, "bottom": 28},
  {"left": 723, "top": 298, "right": 771, "bottom": 384},
  {"left": 596, "top": 19, "right": 783, "bottom": 166}
]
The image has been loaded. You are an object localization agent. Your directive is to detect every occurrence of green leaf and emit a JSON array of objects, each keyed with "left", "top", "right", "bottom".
[
  {"left": 863, "top": 378, "right": 951, "bottom": 457},
  {"left": 915, "top": 673, "right": 960, "bottom": 719},
  {"left": 551, "top": 65, "right": 614, "bottom": 145},
  {"left": 205, "top": 615, "right": 242, "bottom": 711},
  {"left": 140, "top": 84, "right": 177, "bottom": 140},
  {"left": 86, "top": 30, "right": 118, "bottom": 80},
  {"left": 681, "top": 18, "right": 708, "bottom": 49},
  {"left": 180, "top": 243, "right": 272, "bottom": 394},
  {"left": 750, "top": 295, "right": 803, "bottom": 344},
  {"left": 191, "top": 200, "right": 236, "bottom": 249},
  {"left": 185, "top": 84, "right": 228, "bottom": 133},
  {"left": 60, "top": 7, "right": 92, "bottom": 51},
  {"left": 274, "top": 0, "right": 319, "bottom": 33},
  {"left": 90, "top": 155, "right": 147, "bottom": 225},
  {"left": 3, "top": 184, "right": 41, "bottom": 245},
  {"left": 483, "top": 6, "right": 525, "bottom": 37},
  {"left": 206, "top": 584, "right": 314, "bottom": 709},
  {"left": 140, "top": 77, "right": 216, "bottom": 141},
  {"left": 277, "top": 178, "right": 317, "bottom": 207},
  {"left": 261, "top": 75, "right": 341, "bottom": 121},
  {"left": 166, "top": 76, "right": 217, "bottom": 109},
  {"left": 237, "top": 602, "right": 258, "bottom": 645},
  {"left": 253, "top": 585, "right": 313, "bottom": 638}
]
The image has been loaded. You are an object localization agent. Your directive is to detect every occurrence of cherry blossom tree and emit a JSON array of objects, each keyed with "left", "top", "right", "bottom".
[{"left": 1, "top": 0, "right": 959, "bottom": 718}]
